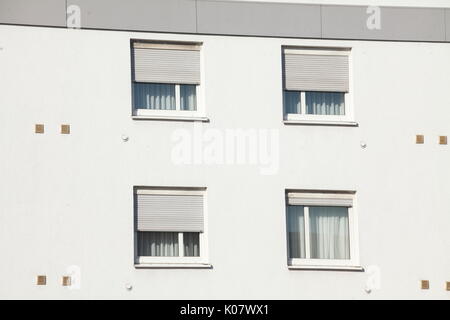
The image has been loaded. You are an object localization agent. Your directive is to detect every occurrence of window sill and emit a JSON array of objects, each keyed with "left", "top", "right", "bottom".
[
  {"left": 283, "top": 120, "right": 358, "bottom": 127},
  {"left": 132, "top": 115, "right": 209, "bottom": 122},
  {"left": 288, "top": 265, "right": 364, "bottom": 272},
  {"left": 134, "top": 263, "right": 212, "bottom": 269}
]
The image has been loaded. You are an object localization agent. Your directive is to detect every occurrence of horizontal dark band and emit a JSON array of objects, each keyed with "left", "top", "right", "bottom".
[{"left": 1, "top": 0, "right": 449, "bottom": 43}]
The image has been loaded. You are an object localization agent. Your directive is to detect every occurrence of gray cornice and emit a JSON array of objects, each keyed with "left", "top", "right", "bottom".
[{"left": 1, "top": 0, "right": 449, "bottom": 42}]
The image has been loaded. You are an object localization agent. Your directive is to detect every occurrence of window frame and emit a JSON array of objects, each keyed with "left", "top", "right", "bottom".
[
  {"left": 284, "top": 91, "right": 351, "bottom": 122},
  {"left": 133, "top": 83, "right": 204, "bottom": 118},
  {"left": 134, "top": 187, "right": 209, "bottom": 267},
  {"left": 137, "top": 231, "right": 206, "bottom": 265},
  {"left": 285, "top": 191, "right": 360, "bottom": 269},
  {"left": 131, "top": 40, "right": 207, "bottom": 121},
  {"left": 282, "top": 48, "right": 355, "bottom": 126}
]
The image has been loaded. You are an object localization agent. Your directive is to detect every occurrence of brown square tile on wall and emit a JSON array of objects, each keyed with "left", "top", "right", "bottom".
[
  {"left": 61, "top": 124, "right": 70, "bottom": 134},
  {"left": 35, "top": 124, "right": 44, "bottom": 134},
  {"left": 421, "top": 280, "right": 429, "bottom": 290},
  {"left": 416, "top": 135, "right": 424, "bottom": 144},
  {"left": 62, "top": 276, "right": 71, "bottom": 286},
  {"left": 37, "top": 275, "right": 46, "bottom": 285},
  {"left": 439, "top": 136, "right": 447, "bottom": 145}
]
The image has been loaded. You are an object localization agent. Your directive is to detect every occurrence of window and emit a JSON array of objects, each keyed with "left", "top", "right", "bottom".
[
  {"left": 134, "top": 187, "right": 208, "bottom": 266},
  {"left": 282, "top": 48, "right": 353, "bottom": 124},
  {"left": 136, "top": 232, "right": 200, "bottom": 257},
  {"left": 285, "top": 190, "right": 360, "bottom": 269},
  {"left": 131, "top": 41, "right": 204, "bottom": 119}
]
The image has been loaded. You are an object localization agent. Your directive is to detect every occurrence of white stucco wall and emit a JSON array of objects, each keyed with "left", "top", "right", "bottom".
[{"left": 0, "top": 24, "right": 449, "bottom": 299}]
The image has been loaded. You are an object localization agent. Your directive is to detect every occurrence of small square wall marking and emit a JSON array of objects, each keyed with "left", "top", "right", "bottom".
[
  {"left": 37, "top": 275, "right": 46, "bottom": 286},
  {"left": 421, "top": 280, "right": 429, "bottom": 290},
  {"left": 439, "top": 136, "right": 447, "bottom": 145},
  {"left": 35, "top": 124, "right": 44, "bottom": 134},
  {"left": 61, "top": 124, "right": 70, "bottom": 134},
  {"left": 416, "top": 135, "right": 424, "bottom": 144},
  {"left": 62, "top": 276, "right": 71, "bottom": 286},
  {"left": 447, "top": 282, "right": 450, "bottom": 291}
]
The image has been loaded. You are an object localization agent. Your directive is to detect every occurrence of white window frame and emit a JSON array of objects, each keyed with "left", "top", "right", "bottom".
[
  {"left": 135, "top": 187, "right": 210, "bottom": 268},
  {"left": 284, "top": 91, "right": 351, "bottom": 122},
  {"left": 131, "top": 43, "right": 207, "bottom": 122},
  {"left": 286, "top": 191, "right": 361, "bottom": 270},
  {"left": 137, "top": 231, "right": 207, "bottom": 265},
  {"left": 133, "top": 83, "right": 205, "bottom": 118},
  {"left": 283, "top": 49, "right": 355, "bottom": 126}
]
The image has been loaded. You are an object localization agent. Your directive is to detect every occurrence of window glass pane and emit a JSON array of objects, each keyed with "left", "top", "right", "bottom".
[
  {"left": 137, "top": 231, "right": 179, "bottom": 257},
  {"left": 183, "top": 232, "right": 200, "bottom": 257},
  {"left": 180, "top": 85, "right": 197, "bottom": 111},
  {"left": 309, "top": 206, "right": 350, "bottom": 260},
  {"left": 284, "top": 90, "right": 301, "bottom": 114},
  {"left": 306, "top": 92, "right": 345, "bottom": 115},
  {"left": 287, "top": 205, "right": 305, "bottom": 259},
  {"left": 133, "top": 83, "right": 176, "bottom": 110}
]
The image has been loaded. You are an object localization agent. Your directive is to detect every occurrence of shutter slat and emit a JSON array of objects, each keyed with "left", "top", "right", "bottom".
[
  {"left": 284, "top": 53, "right": 349, "bottom": 92},
  {"left": 287, "top": 193, "right": 353, "bottom": 207},
  {"left": 133, "top": 48, "right": 200, "bottom": 84},
  {"left": 136, "top": 194, "right": 204, "bottom": 232},
  {"left": 288, "top": 197, "right": 352, "bottom": 207}
]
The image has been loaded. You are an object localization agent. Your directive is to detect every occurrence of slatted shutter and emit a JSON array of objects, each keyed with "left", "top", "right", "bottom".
[
  {"left": 287, "top": 192, "right": 353, "bottom": 207},
  {"left": 136, "top": 189, "right": 204, "bottom": 232},
  {"left": 132, "top": 42, "right": 201, "bottom": 84},
  {"left": 284, "top": 49, "right": 349, "bottom": 92}
]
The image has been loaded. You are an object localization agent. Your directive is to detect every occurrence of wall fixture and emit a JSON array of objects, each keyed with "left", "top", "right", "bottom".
[
  {"left": 125, "top": 283, "right": 133, "bottom": 291},
  {"left": 420, "top": 280, "right": 429, "bottom": 290},
  {"left": 35, "top": 124, "right": 44, "bottom": 134},
  {"left": 121, "top": 134, "right": 129, "bottom": 142},
  {"left": 439, "top": 136, "right": 447, "bottom": 145},
  {"left": 61, "top": 124, "right": 70, "bottom": 134},
  {"left": 62, "top": 276, "right": 72, "bottom": 287},
  {"left": 416, "top": 135, "right": 424, "bottom": 144},
  {"left": 360, "top": 141, "right": 367, "bottom": 149},
  {"left": 446, "top": 282, "right": 450, "bottom": 291},
  {"left": 36, "top": 275, "right": 46, "bottom": 286}
]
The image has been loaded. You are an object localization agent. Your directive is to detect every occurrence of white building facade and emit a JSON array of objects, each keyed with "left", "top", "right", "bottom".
[{"left": 0, "top": 0, "right": 449, "bottom": 299}]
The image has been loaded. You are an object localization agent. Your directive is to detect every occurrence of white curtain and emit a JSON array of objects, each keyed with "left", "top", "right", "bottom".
[
  {"left": 180, "top": 85, "right": 197, "bottom": 111},
  {"left": 306, "top": 92, "right": 345, "bottom": 115},
  {"left": 138, "top": 232, "right": 179, "bottom": 256},
  {"left": 183, "top": 232, "right": 200, "bottom": 257},
  {"left": 309, "top": 207, "right": 350, "bottom": 260},
  {"left": 133, "top": 83, "right": 176, "bottom": 110},
  {"left": 287, "top": 205, "right": 305, "bottom": 259},
  {"left": 284, "top": 90, "right": 301, "bottom": 114}
]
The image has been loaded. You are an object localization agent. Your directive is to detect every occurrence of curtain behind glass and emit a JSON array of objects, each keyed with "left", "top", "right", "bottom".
[
  {"left": 183, "top": 232, "right": 200, "bottom": 257},
  {"left": 138, "top": 231, "right": 179, "bottom": 256},
  {"left": 180, "top": 85, "right": 197, "bottom": 111},
  {"left": 306, "top": 92, "right": 345, "bottom": 115},
  {"left": 284, "top": 91, "right": 301, "bottom": 114},
  {"left": 309, "top": 207, "right": 350, "bottom": 260},
  {"left": 287, "top": 205, "right": 305, "bottom": 259},
  {"left": 133, "top": 83, "right": 176, "bottom": 110}
]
